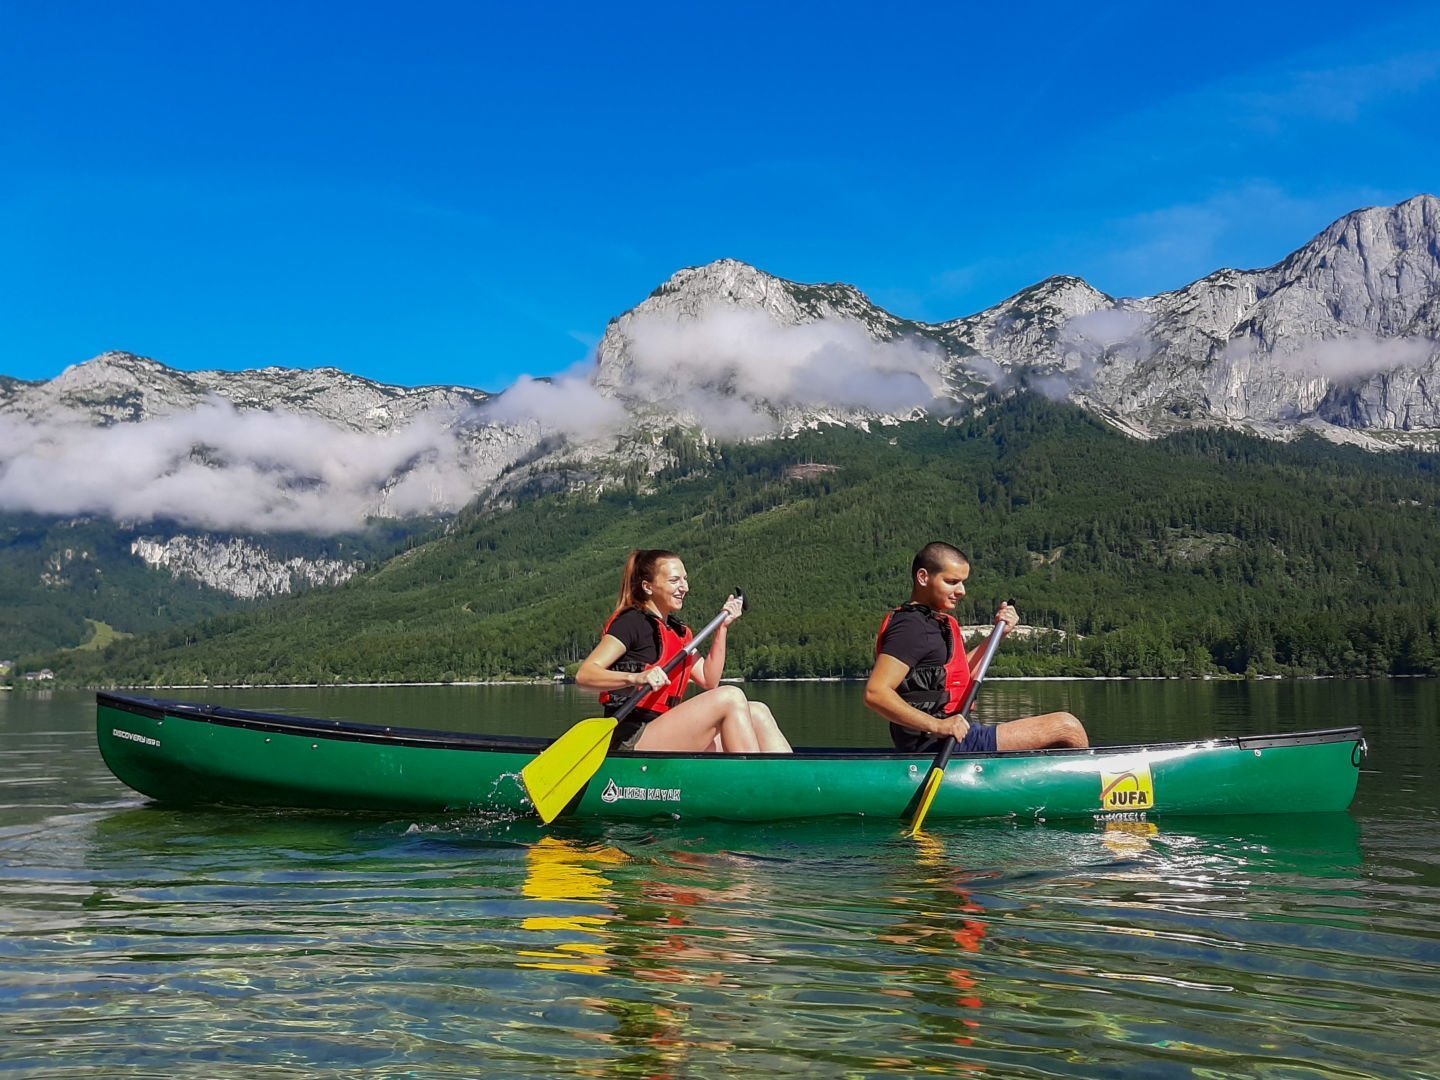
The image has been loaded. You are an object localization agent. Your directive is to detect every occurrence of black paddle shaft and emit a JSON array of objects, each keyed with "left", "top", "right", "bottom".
[
  {"left": 610, "top": 587, "right": 745, "bottom": 724},
  {"left": 926, "top": 615, "right": 1010, "bottom": 776}
]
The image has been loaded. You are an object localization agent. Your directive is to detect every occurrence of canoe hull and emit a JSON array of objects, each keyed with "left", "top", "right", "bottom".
[{"left": 96, "top": 693, "right": 1364, "bottom": 822}]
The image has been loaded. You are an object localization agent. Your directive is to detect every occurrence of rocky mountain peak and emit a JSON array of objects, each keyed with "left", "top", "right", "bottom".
[
  {"left": 641, "top": 258, "right": 890, "bottom": 328},
  {"left": 591, "top": 197, "right": 1440, "bottom": 445},
  {"left": 2, "top": 351, "right": 496, "bottom": 432},
  {"left": 1260, "top": 194, "right": 1440, "bottom": 339},
  {"left": 594, "top": 258, "right": 917, "bottom": 402},
  {"left": 25, "top": 351, "right": 203, "bottom": 425},
  {"left": 57, "top": 349, "right": 167, "bottom": 380}
]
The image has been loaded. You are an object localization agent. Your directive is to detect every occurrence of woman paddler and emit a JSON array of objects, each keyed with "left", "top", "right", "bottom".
[{"left": 575, "top": 548, "right": 793, "bottom": 753}]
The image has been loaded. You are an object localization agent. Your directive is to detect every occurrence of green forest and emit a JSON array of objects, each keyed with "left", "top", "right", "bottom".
[
  {"left": 0, "top": 513, "right": 425, "bottom": 657},
  {"left": 19, "top": 395, "right": 1440, "bottom": 686}
]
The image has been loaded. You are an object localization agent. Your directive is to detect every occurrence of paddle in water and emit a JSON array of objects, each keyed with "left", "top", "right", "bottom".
[
  {"left": 522, "top": 589, "right": 744, "bottom": 824},
  {"left": 906, "top": 613, "right": 1010, "bottom": 836}
]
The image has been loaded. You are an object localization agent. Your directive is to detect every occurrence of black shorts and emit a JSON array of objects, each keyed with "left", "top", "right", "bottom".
[{"left": 608, "top": 708, "right": 661, "bottom": 751}]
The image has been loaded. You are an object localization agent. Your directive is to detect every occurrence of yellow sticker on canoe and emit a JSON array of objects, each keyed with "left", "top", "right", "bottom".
[{"left": 1100, "top": 760, "right": 1155, "bottom": 812}]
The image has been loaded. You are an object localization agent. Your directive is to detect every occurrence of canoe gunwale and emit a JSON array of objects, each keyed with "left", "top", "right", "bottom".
[{"left": 97, "top": 690, "right": 1365, "bottom": 762}]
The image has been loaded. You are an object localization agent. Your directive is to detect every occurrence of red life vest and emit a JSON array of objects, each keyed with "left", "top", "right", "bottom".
[
  {"left": 875, "top": 603, "right": 973, "bottom": 717},
  {"left": 598, "top": 608, "right": 696, "bottom": 715}
]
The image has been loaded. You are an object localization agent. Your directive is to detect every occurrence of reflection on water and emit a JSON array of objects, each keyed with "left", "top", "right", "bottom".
[
  {"left": 518, "top": 836, "right": 624, "bottom": 975},
  {"left": 875, "top": 832, "right": 990, "bottom": 1060},
  {"left": 1, "top": 686, "right": 1438, "bottom": 1076}
]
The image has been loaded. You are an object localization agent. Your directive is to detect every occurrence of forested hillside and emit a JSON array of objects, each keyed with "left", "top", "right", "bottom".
[
  {"left": 0, "top": 514, "right": 423, "bottom": 658},
  {"left": 0, "top": 513, "right": 246, "bottom": 657},
  {"left": 28, "top": 396, "right": 1440, "bottom": 685}
]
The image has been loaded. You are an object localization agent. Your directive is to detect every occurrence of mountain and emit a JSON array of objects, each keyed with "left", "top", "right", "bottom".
[
  {"left": 0, "top": 354, "right": 542, "bottom": 655},
  {"left": 592, "top": 195, "right": 1440, "bottom": 446},
  {"left": 3, "top": 195, "right": 1438, "bottom": 659}
]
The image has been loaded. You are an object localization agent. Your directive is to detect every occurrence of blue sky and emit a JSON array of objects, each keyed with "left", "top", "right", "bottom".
[{"left": 3, "top": 0, "right": 1437, "bottom": 391}]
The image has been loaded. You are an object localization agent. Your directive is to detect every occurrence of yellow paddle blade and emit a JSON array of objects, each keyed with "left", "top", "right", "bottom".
[
  {"left": 906, "top": 765, "right": 946, "bottom": 837},
  {"left": 521, "top": 717, "right": 618, "bottom": 824}
]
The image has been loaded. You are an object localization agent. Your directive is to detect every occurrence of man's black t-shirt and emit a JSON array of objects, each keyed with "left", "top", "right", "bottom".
[
  {"left": 878, "top": 608, "right": 949, "bottom": 670},
  {"left": 877, "top": 607, "right": 997, "bottom": 754}
]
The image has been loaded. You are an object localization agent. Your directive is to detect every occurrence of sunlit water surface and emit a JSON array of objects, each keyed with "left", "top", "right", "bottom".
[{"left": 2, "top": 681, "right": 1436, "bottom": 1077}]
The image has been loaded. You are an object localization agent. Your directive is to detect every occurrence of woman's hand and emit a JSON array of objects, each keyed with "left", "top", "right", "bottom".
[
  {"left": 634, "top": 666, "right": 670, "bottom": 691},
  {"left": 721, "top": 593, "right": 744, "bottom": 625}
]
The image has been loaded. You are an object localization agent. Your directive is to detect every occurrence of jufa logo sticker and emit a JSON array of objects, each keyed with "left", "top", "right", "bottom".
[{"left": 1100, "top": 759, "right": 1155, "bottom": 811}]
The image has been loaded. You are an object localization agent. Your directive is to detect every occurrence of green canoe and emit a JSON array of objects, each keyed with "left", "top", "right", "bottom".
[{"left": 95, "top": 692, "right": 1365, "bottom": 823}]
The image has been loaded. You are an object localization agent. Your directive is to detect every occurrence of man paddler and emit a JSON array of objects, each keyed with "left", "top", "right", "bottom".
[{"left": 864, "top": 541, "right": 1089, "bottom": 753}]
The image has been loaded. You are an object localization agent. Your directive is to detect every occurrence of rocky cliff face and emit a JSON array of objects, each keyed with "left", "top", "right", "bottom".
[
  {"left": 130, "top": 535, "right": 362, "bottom": 599},
  {"left": 1057, "top": 194, "right": 1440, "bottom": 437}
]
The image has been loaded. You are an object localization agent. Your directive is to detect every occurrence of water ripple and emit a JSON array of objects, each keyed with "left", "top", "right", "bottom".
[{"left": 4, "top": 688, "right": 1439, "bottom": 1077}]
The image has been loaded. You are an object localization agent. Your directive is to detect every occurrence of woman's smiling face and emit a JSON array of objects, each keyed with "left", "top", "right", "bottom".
[{"left": 646, "top": 557, "right": 688, "bottom": 614}]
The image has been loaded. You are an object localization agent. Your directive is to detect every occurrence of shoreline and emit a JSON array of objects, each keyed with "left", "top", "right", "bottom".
[{"left": 47, "top": 673, "right": 1409, "bottom": 691}]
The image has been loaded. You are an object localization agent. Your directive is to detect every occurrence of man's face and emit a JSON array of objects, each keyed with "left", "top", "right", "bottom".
[{"left": 917, "top": 556, "right": 969, "bottom": 612}]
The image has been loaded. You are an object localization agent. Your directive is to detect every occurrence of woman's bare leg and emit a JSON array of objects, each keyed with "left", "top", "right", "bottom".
[
  {"left": 745, "top": 701, "right": 792, "bottom": 753},
  {"left": 634, "top": 686, "right": 759, "bottom": 752}
]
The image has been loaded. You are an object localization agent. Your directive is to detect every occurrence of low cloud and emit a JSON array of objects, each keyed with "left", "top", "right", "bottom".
[
  {"left": 1227, "top": 333, "right": 1436, "bottom": 380},
  {"left": 1064, "top": 308, "right": 1155, "bottom": 352},
  {"left": 0, "top": 399, "right": 477, "bottom": 534},
  {"left": 1030, "top": 307, "right": 1155, "bottom": 400},
  {"left": 479, "top": 364, "right": 628, "bottom": 441},
  {"left": 619, "top": 306, "right": 945, "bottom": 435},
  {"left": 0, "top": 310, "right": 960, "bottom": 532}
]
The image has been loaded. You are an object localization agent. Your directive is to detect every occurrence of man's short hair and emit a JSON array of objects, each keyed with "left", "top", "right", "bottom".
[{"left": 911, "top": 541, "right": 970, "bottom": 580}]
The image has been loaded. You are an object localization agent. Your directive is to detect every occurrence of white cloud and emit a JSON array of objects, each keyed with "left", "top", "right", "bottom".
[
  {"left": 620, "top": 306, "right": 945, "bottom": 431},
  {"left": 480, "top": 364, "right": 628, "bottom": 441},
  {"left": 1063, "top": 308, "right": 1154, "bottom": 350},
  {"left": 1233, "top": 333, "right": 1437, "bottom": 380},
  {"left": 0, "top": 399, "right": 477, "bottom": 534},
  {"left": 1032, "top": 307, "right": 1155, "bottom": 399}
]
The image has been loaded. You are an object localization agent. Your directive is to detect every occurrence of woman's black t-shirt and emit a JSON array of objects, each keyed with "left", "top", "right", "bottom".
[
  {"left": 605, "top": 607, "right": 666, "bottom": 665},
  {"left": 602, "top": 607, "right": 689, "bottom": 747}
]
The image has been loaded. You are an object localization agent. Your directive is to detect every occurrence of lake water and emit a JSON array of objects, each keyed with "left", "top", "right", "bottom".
[{"left": 3, "top": 680, "right": 1437, "bottom": 1077}]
